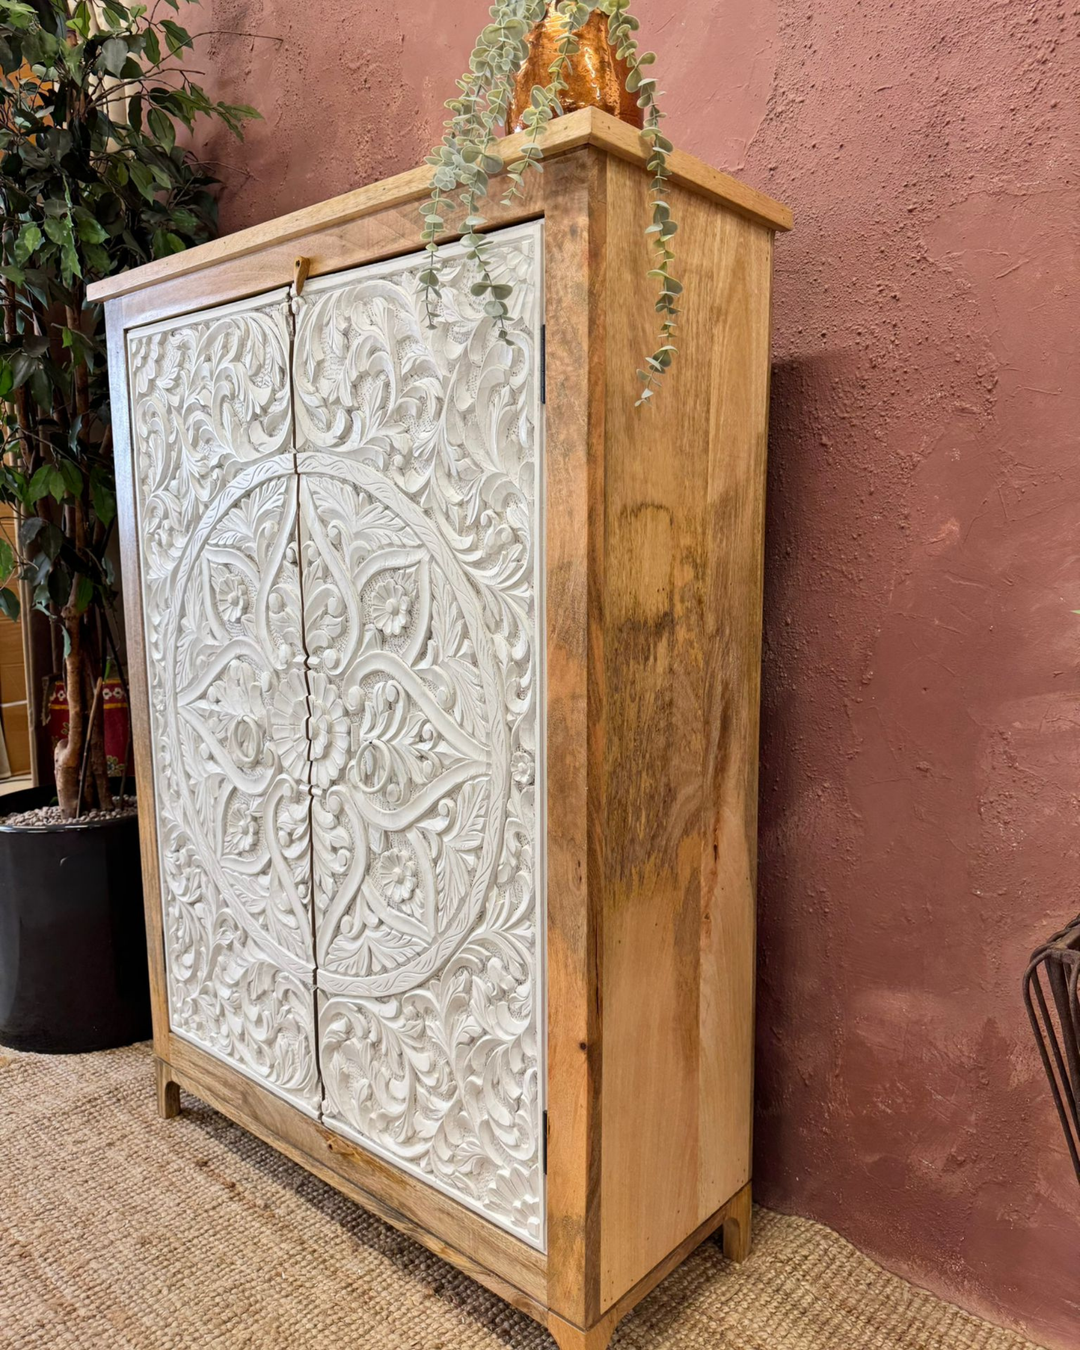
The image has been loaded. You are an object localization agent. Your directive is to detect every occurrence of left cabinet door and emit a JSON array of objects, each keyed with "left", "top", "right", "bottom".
[{"left": 126, "top": 292, "right": 321, "bottom": 1115}]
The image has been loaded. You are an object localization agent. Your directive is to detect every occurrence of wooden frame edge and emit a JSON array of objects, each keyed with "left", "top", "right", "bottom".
[
  {"left": 156, "top": 1043, "right": 751, "bottom": 1350},
  {"left": 159, "top": 1037, "right": 548, "bottom": 1308},
  {"left": 87, "top": 109, "right": 790, "bottom": 305},
  {"left": 547, "top": 1182, "right": 753, "bottom": 1350}
]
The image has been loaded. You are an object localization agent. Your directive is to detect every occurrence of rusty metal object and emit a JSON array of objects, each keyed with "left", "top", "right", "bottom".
[
  {"left": 1023, "top": 913, "right": 1080, "bottom": 1184},
  {"left": 506, "top": 3, "right": 644, "bottom": 134}
]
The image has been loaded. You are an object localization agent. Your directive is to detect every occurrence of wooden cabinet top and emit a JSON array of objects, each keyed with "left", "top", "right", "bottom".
[{"left": 87, "top": 107, "right": 792, "bottom": 306}]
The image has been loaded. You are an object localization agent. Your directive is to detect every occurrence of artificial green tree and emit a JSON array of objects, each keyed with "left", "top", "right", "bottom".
[{"left": 0, "top": 0, "right": 257, "bottom": 815}]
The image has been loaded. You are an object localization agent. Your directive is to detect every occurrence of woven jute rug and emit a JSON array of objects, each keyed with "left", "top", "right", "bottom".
[{"left": 0, "top": 1043, "right": 1043, "bottom": 1350}]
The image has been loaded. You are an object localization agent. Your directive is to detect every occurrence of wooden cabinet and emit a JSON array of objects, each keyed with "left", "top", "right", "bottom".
[{"left": 91, "top": 109, "right": 790, "bottom": 1350}]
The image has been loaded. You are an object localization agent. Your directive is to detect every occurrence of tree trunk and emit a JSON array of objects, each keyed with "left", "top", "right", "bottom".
[{"left": 54, "top": 604, "right": 83, "bottom": 817}]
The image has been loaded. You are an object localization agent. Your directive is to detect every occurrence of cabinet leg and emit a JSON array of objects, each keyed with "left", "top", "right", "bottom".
[
  {"left": 721, "top": 1181, "right": 753, "bottom": 1263},
  {"left": 155, "top": 1057, "right": 181, "bottom": 1120},
  {"left": 548, "top": 1311, "right": 617, "bottom": 1350}
]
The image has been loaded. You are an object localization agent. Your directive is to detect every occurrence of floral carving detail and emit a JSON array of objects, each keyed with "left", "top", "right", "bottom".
[
  {"left": 307, "top": 671, "right": 350, "bottom": 789},
  {"left": 216, "top": 573, "right": 248, "bottom": 624},
  {"left": 295, "top": 227, "right": 545, "bottom": 1246},
  {"left": 511, "top": 749, "right": 535, "bottom": 787},
  {"left": 129, "top": 229, "right": 545, "bottom": 1246},
  {"left": 377, "top": 847, "right": 419, "bottom": 907},
  {"left": 369, "top": 578, "right": 411, "bottom": 637},
  {"left": 129, "top": 297, "right": 320, "bottom": 1117}
]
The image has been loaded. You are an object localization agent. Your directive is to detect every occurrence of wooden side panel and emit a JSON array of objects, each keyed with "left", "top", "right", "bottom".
[
  {"left": 596, "top": 158, "right": 774, "bottom": 1310},
  {"left": 698, "top": 213, "right": 774, "bottom": 1219},
  {"left": 542, "top": 149, "right": 608, "bottom": 1327}
]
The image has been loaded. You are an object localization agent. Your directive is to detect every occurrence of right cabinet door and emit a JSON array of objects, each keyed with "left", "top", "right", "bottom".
[{"left": 291, "top": 223, "right": 548, "bottom": 1249}]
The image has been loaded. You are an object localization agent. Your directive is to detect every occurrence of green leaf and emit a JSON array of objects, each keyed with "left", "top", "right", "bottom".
[
  {"left": 19, "top": 517, "right": 47, "bottom": 550},
  {"left": 0, "top": 587, "right": 19, "bottom": 623},
  {"left": 91, "top": 479, "right": 116, "bottom": 529},
  {"left": 129, "top": 160, "right": 156, "bottom": 201},
  {"left": 147, "top": 106, "right": 175, "bottom": 150},
  {"left": 37, "top": 524, "right": 64, "bottom": 561},
  {"left": 83, "top": 243, "right": 112, "bottom": 274},
  {"left": 75, "top": 215, "right": 108, "bottom": 245},
  {"left": 100, "top": 36, "right": 129, "bottom": 77},
  {"left": 14, "top": 223, "right": 43, "bottom": 265},
  {"left": 142, "top": 27, "right": 160, "bottom": 65},
  {"left": 58, "top": 461, "right": 83, "bottom": 498},
  {"left": 48, "top": 466, "right": 68, "bottom": 503},
  {"left": 68, "top": 2, "right": 92, "bottom": 39},
  {"left": 27, "top": 366, "right": 50, "bottom": 412},
  {"left": 74, "top": 575, "right": 94, "bottom": 615},
  {"left": 151, "top": 230, "right": 186, "bottom": 258},
  {"left": 101, "top": 3, "right": 131, "bottom": 29},
  {"left": 27, "top": 465, "right": 53, "bottom": 504},
  {"left": 160, "top": 19, "right": 192, "bottom": 56},
  {"left": 0, "top": 539, "right": 13, "bottom": 580}
]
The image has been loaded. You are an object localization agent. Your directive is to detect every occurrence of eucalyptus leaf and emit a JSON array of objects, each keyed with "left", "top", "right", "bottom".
[{"left": 422, "top": 0, "right": 680, "bottom": 398}]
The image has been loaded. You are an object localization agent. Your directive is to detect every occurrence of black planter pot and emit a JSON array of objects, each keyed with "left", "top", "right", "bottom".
[{"left": 0, "top": 788, "right": 151, "bottom": 1053}]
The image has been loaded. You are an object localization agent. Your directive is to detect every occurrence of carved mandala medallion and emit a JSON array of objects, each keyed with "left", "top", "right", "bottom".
[{"left": 129, "top": 224, "right": 546, "bottom": 1246}]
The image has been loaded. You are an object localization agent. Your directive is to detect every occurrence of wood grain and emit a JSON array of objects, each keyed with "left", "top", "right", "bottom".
[
  {"left": 548, "top": 1309, "right": 618, "bottom": 1350},
  {"left": 549, "top": 1182, "right": 753, "bottom": 1350},
  {"left": 595, "top": 157, "right": 774, "bottom": 1311},
  {"left": 87, "top": 109, "right": 790, "bottom": 305},
  {"left": 698, "top": 212, "right": 774, "bottom": 1236},
  {"left": 154, "top": 1056, "right": 180, "bottom": 1120},
  {"left": 541, "top": 148, "right": 608, "bottom": 1330},
  {"left": 721, "top": 1180, "right": 753, "bottom": 1263},
  {"left": 164, "top": 1036, "right": 548, "bottom": 1312}
]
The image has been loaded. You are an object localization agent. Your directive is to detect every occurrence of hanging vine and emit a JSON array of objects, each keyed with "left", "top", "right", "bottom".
[{"left": 421, "top": 0, "right": 679, "bottom": 405}]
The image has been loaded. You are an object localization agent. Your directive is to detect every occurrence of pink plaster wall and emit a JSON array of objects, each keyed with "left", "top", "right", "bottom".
[{"left": 190, "top": 3, "right": 1080, "bottom": 1345}]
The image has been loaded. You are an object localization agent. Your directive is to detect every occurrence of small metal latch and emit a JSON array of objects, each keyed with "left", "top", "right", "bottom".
[{"left": 293, "top": 255, "right": 312, "bottom": 296}]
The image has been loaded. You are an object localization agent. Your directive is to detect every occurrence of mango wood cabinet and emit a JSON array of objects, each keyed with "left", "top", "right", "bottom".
[{"left": 91, "top": 109, "right": 790, "bottom": 1350}]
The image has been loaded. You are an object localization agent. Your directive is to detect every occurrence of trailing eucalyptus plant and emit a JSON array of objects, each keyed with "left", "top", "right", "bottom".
[
  {"left": 0, "top": 0, "right": 257, "bottom": 816},
  {"left": 422, "top": 0, "right": 678, "bottom": 404}
]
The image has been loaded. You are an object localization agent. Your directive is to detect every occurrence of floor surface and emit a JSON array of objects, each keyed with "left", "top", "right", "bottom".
[{"left": 0, "top": 1042, "right": 1046, "bottom": 1349}]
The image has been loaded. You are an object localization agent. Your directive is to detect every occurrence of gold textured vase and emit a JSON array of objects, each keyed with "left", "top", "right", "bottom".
[{"left": 506, "top": 3, "right": 645, "bottom": 134}]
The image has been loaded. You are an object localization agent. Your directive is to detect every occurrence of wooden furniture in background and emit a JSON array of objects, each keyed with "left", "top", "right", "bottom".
[
  {"left": 0, "top": 504, "right": 32, "bottom": 787},
  {"left": 90, "top": 108, "right": 790, "bottom": 1350}
]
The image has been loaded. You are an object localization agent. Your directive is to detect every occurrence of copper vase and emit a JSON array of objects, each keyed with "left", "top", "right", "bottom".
[{"left": 506, "top": 3, "right": 645, "bottom": 134}]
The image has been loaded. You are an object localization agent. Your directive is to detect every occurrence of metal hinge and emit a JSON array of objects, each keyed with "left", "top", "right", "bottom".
[
  {"left": 543, "top": 1109, "right": 549, "bottom": 1174},
  {"left": 540, "top": 324, "right": 546, "bottom": 405}
]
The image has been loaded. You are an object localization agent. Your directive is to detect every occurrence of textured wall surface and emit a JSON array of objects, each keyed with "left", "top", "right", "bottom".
[{"left": 189, "top": 3, "right": 1080, "bottom": 1346}]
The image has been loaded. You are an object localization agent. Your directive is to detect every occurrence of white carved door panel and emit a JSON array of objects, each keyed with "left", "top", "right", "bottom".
[
  {"left": 127, "top": 293, "right": 321, "bottom": 1115},
  {"left": 291, "top": 224, "right": 547, "bottom": 1247}
]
